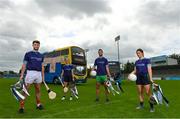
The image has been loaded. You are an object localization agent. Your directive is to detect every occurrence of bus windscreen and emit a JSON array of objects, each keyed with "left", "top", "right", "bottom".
[{"left": 71, "top": 47, "right": 86, "bottom": 65}]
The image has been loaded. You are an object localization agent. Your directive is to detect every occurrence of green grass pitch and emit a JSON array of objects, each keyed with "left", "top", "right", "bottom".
[{"left": 0, "top": 78, "right": 180, "bottom": 118}]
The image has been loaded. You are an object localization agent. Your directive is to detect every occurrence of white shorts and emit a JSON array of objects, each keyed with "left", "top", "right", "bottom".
[{"left": 25, "top": 70, "right": 42, "bottom": 84}]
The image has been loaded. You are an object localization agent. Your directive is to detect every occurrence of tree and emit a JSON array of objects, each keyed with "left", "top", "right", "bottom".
[
  {"left": 9, "top": 70, "right": 16, "bottom": 74},
  {"left": 0, "top": 71, "right": 3, "bottom": 76},
  {"left": 123, "top": 60, "right": 135, "bottom": 73},
  {"left": 169, "top": 53, "right": 180, "bottom": 64}
]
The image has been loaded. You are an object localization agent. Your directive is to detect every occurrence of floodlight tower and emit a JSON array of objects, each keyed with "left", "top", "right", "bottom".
[{"left": 115, "top": 35, "right": 120, "bottom": 62}]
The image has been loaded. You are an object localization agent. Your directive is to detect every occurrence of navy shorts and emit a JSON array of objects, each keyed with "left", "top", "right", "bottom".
[
  {"left": 63, "top": 75, "right": 73, "bottom": 82},
  {"left": 136, "top": 74, "right": 151, "bottom": 85}
]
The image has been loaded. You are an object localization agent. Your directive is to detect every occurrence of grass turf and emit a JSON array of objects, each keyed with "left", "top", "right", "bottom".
[{"left": 0, "top": 78, "right": 180, "bottom": 118}]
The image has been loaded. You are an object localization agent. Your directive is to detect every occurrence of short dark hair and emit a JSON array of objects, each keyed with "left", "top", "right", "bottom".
[
  {"left": 32, "top": 40, "right": 40, "bottom": 44},
  {"left": 98, "top": 49, "right": 103, "bottom": 52},
  {"left": 136, "top": 48, "right": 144, "bottom": 53}
]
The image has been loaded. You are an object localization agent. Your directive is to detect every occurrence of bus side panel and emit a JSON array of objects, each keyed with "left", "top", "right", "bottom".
[{"left": 44, "top": 63, "right": 62, "bottom": 83}]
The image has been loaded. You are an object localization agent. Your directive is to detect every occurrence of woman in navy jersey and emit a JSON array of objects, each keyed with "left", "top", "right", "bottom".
[
  {"left": 61, "top": 58, "right": 74, "bottom": 101},
  {"left": 130, "top": 48, "right": 156, "bottom": 112}
]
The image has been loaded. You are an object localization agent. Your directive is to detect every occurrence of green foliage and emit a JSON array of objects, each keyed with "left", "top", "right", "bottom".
[
  {"left": 169, "top": 53, "right": 180, "bottom": 64},
  {"left": 123, "top": 60, "right": 135, "bottom": 73}
]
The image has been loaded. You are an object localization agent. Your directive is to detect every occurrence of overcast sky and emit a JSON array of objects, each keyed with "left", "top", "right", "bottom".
[{"left": 0, "top": 0, "right": 179, "bottom": 72}]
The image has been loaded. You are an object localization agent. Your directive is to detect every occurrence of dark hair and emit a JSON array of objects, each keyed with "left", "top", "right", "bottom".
[
  {"left": 136, "top": 48, "right": 144, "bottom": 53},
  {"left": 32, "top": 40, "right": 40, "bottom": 44},
  {"left": 98, "top": 49, "right": 103, "bottom": 52}
]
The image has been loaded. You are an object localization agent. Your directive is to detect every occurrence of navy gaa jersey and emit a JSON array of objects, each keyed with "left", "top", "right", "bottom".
[
  {"left": 135, "top": 58, "right": 151, "bottom": 75},
  {"left": 23, "top": 51, "right": 44, "bottom": 71},
  {"left": 62, "top": 64, "right": 73, "bottom": 76},
  {"left": 94, "top": 57, "right": 108, "bottom": 76}
]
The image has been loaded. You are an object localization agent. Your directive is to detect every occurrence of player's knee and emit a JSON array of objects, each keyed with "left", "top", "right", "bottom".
[
  {"left": 138, "top": 90, "right": 142, "bottom": 95},
  {"left": 96, "top": 84, "right": 100, "bottom": 89},
  {"left": 96, "top": 86, "right": 100, "bottom": 89},
  {"left": 139, "top": 91, "right": 144, "bottom": 96},
  {"left": 36, "top": 88, "right": 41, "bottom": 93},
  {"left": 35, "top": 86, "right": 41, "bottom": 92}
]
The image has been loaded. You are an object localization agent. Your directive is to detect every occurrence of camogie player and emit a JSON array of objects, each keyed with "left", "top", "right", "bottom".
[
  {"left": 61, "top": 58, "right": 74, "bottom": 101},
  {"left": 130, "top": 48, "right": 156, "bottom": 112}
]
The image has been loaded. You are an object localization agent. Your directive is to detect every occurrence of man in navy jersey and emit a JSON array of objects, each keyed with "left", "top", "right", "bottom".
[
  {"left": 92, "top": 49, "right": 111, "bottom": 102},
  {"left": 19, "top": 40, "right": 44, "bottom": 113},
  {"left": 61, "top": 58, "right": 74, "bottom": 101},
  {"left": 130, "top": 48, "right": 156, "bottom": 112}
]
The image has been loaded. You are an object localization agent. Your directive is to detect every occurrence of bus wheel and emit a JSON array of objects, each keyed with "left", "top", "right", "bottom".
[{"left": 53, "top": 77, "right": 59, "bottom": 85}]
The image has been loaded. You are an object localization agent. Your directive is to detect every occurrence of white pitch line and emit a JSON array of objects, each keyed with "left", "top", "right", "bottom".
[{"left": 41, "top": 100, "right": 122, "bottom": 118}]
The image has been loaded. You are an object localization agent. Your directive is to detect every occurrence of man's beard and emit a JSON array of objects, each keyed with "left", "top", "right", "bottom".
[
  {"left": 33, "top": 48, "right": 39, "bottom": 51},
  {"left": 99, "top": 54, "right": 103, "bottom": 57}
]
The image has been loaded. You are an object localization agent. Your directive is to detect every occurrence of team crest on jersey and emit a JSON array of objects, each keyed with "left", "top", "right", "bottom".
[
  {"left": 136, "top": 63, "right": 145, "bottom": 66},
  {"left": 31, "top": 57, "right": 42, "bottom": 61}
]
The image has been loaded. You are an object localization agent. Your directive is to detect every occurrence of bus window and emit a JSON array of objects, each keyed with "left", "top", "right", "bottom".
[
  {"left": 44, "top": 51, "right": 55, "bottom": 58},
  {"left": 71, "top": 47, "right": 86, "bottom": 65},
  {"left": 54, "top": 51, "right": 60, "bottom": 57},
  {"left": 61, "top": 49, "right": 69, "bottom": 55}
]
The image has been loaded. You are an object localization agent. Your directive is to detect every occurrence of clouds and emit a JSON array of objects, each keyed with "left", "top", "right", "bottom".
[
  {"left": 0, "top": 0, "right": 112, "bottom": 71},
  {"left": 110, "top": 0, "right": 179, "bottom": 61},
  {"left": 0, "top": 0, "right": 12, "bottom": 9},
  {"left": 137, "top": 0, "right": 180, "bottom": 28},
  {"left": 36, "top": 0, "right": 111, "bottom": 19},
  {"left": 0, "top": 38, "right": 24, "bottom": 71},
  {"left": 0, "top": 0, "right": 179, "bottom": 72},
  {"left": 0, "top": 0, "right": 40, "bottom": 43},
  {"left": 0, "top": 0, "right": 41, "bottom": 71},
  {"left": 0, "top": 20, "right": 37, "bottom": 40},
  {"left": 133, "top": 0, "right": 180, "bottom": 57}
]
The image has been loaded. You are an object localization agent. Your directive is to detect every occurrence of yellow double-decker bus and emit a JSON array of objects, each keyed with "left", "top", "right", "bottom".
[{"left": 43, "top": 46, "right": 87, "bottom": 84}]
